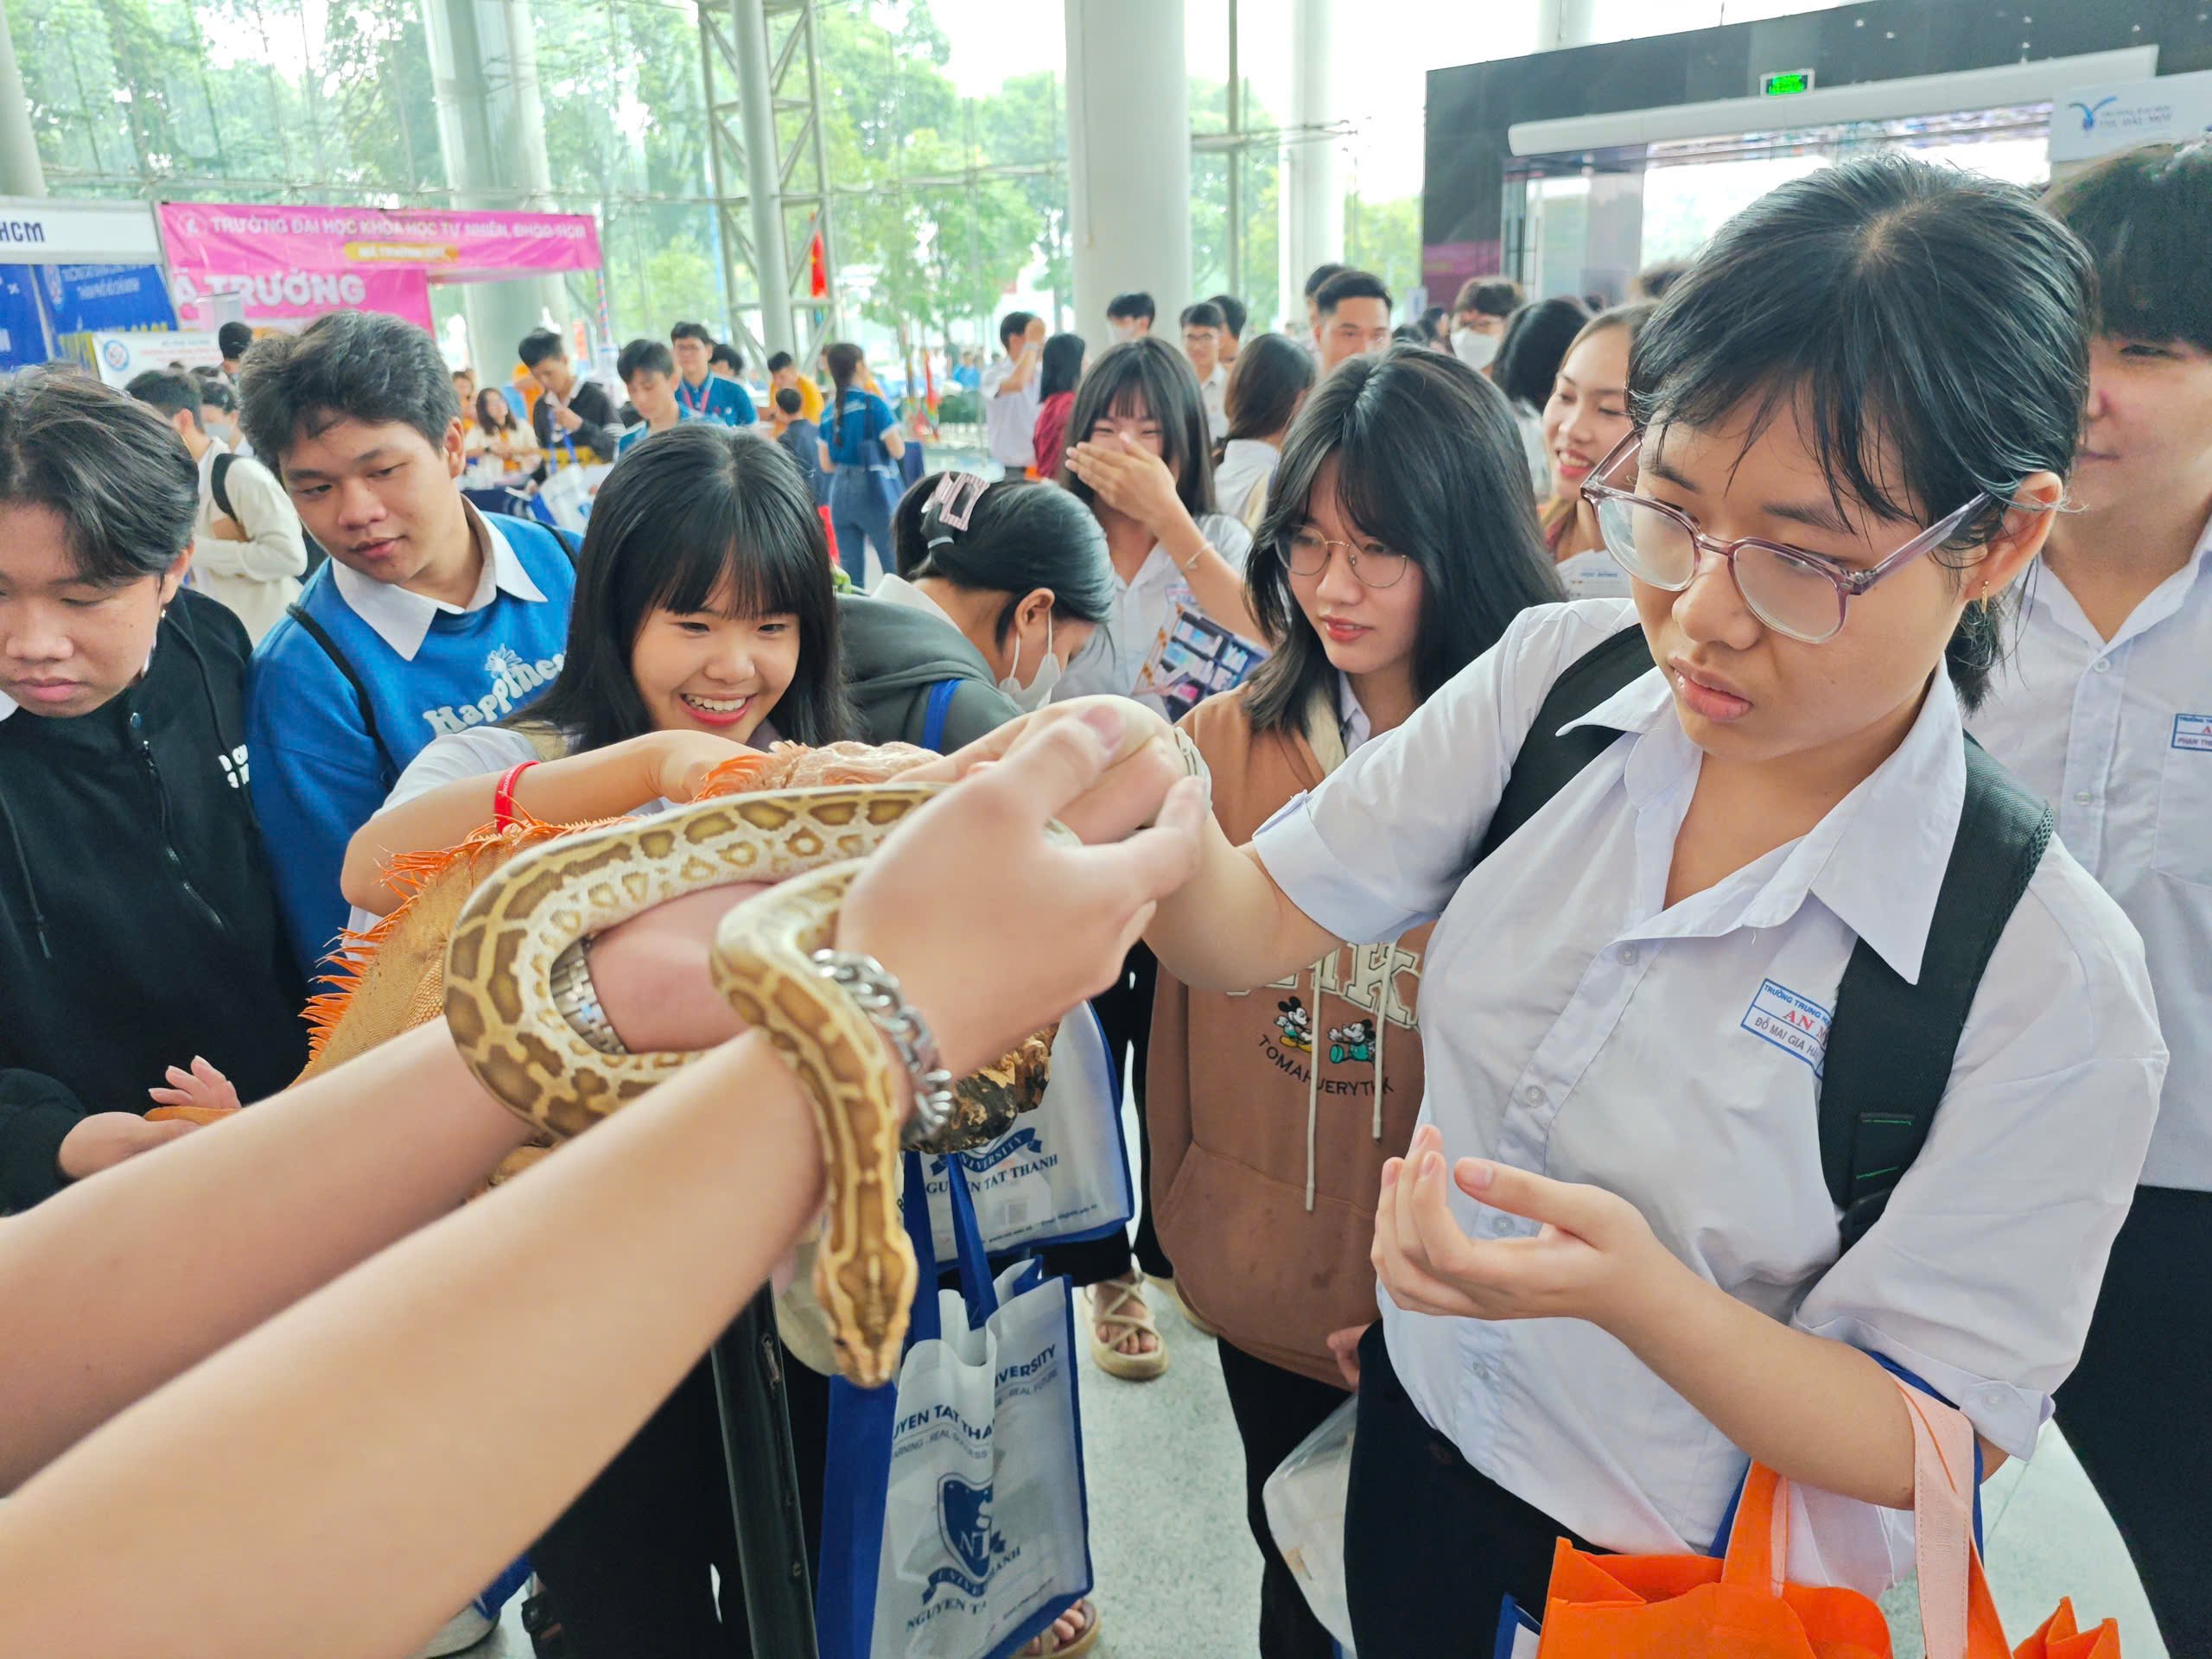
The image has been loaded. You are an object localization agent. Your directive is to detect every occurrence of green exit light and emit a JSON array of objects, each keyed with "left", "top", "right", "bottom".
[{"left": 1763, "top": 69, "right": 1815, "bottom": 97}]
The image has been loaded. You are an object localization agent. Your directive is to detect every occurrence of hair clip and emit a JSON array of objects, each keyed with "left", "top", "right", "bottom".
[{"left": 921, "top": 472, "right": 991, "bottom": 550}]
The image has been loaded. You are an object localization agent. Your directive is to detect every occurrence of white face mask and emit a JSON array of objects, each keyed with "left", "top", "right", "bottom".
[
  {"left": 997, "top": 613, "right": 1060, "bottom": 713},
  {"left": 1109, "top": 321, "right": 1141, "bottom": 344},
  {"left": 1452, "top": 327, "right": 1499, "bottom": 371}
]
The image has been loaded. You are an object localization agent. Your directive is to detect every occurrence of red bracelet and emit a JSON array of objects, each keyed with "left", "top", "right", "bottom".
[{"left": 493, "top": 760, "right": 537, "bottom": 829}]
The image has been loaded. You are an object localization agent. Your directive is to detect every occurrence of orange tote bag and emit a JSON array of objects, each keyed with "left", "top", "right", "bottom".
[{"left": 1528, "top": 1380, "right": 2120, "bottom": 1659}]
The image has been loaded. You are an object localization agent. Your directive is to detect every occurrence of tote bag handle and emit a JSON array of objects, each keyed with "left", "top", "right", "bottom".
[{"left": 1718, "top": 1378, "right": 2010, "bottom": 1659}]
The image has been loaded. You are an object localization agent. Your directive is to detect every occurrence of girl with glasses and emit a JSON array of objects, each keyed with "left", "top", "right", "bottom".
[
  {"left": 1147, "top": 345, "right": 1560, "bottom": 1658},
  {"left": 930, "top": 155, "right": 2165, "bottom": 1646}
]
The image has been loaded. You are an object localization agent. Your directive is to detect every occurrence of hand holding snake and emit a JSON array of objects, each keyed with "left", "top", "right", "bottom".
[{"left": 445, "top": 709, "right": 1205, "bottom": 1386}]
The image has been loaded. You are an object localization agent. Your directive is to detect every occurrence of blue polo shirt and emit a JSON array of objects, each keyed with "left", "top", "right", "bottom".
[
  {"left": 613, "top": 404, "right": 703, "bottom": 458},
  {"left": 674, "top": 372, "right": 756, "bottom": 427},
  {"left": 824, "top": 389, "right": 897, "bottom": 467},
  {"left": 247, "top": 507, "right": 577, "bottom": 970}
]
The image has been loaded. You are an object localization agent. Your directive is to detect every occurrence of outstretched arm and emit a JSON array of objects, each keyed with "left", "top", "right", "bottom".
[
  {"left": 0, "top": 709, "right": 1203, "bottom": 1659},
  {"left": 341, "top": 730, "right": 738, "bottom": 913},
  {"left": 914, "top": 697, "right": 1338, "bottom": 992},
  {"left": 0, "top": 1022, "right": 530, "bottom": 1493}
]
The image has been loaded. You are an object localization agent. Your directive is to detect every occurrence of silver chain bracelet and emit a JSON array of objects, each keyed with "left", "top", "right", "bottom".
[{"left": 809, "top": 949, "right": 957, "bottom": 1146}]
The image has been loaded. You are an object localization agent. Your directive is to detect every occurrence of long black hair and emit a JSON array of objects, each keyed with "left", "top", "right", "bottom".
[
  {"left": 1244, "top": 346, "right": 1565, "bottom": 735},
  {"left": 891, "top": 473, "right": 1115, "bottom": 641},
  {"left": 1493, "top": 296, "right": 1590, "bottom": 411},
  {"left": 1059, "top": 336, "right": 1217, "bottom": 518},
  {"left": 824, "top": 341, "right": 864, "bottom": 447},
  {"left": 1039, "top": 333, "right": 1086, "bottom": 399},
  {"left": 1630, "top": 151, "right": 2093, "bottom": 710},
  {"left": 518, "top": 424, "right": 851, "bottom": 752},
  {"left": 1223, "top": 333, "right": 1315, "bottom": 450}
]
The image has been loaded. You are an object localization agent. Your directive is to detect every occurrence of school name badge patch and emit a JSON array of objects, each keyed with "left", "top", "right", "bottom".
[
  {"left": 1742, "top": 979, "right": 1830, "bottom": 1077},
  {"left": 2172, "top": 712, "right": 2212, "bottom": 753}
]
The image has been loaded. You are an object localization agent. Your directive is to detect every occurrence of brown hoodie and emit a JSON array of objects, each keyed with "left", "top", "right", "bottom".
[{"left": 1149, "top": 683, "right": 1430, "bottom": 1388}]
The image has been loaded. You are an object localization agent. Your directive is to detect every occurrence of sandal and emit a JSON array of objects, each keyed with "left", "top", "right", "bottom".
[
  {"left": 1154, "top": 1273, "right": 1218, "bottom": 1338},
  {"left": 1020, "top": 1596, "right": 1102, "bottom": 1656},
  {"left": 1086, "top": 1274, "right": 1169, "bottom": 1380}
]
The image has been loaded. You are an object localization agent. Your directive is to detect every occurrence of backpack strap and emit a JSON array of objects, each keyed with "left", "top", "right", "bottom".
[
  {"left": 1472, "top": 623, "right": 2056, "bottom": 1254},
  {"left": 1472, "top": 624, "right": 1652, "bottom": 861},
  {"left": 921, "top": 677, "right": 963, "bottom": 754},
  {"left": 1819, "top": 738, "right": 2053, "bottom": 1249},
  {"left": 282, "top": 602, "right": 399, "bottom": 784},
  {"left": 210, "top": 450, "right": 236, "bottom": 521}
]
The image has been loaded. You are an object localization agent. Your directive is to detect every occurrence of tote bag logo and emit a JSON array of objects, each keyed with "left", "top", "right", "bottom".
[{"left": 929, "top": 1475, "right": 1005, "bottom": 1599}]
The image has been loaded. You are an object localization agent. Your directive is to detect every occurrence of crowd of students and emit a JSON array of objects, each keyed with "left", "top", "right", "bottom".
[{"left": 0, "top": 138, "right": 2206, "bottom": 1659}]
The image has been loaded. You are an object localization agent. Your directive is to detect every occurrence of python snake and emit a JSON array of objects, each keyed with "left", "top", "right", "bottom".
[{"left": 443, "top": 784, "right": 949, "bottom": 1389}]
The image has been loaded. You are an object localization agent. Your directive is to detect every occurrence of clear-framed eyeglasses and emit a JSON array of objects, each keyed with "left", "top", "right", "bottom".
[
  {"left": 1275, "top": 526, "right": 1412, "bottom": 590},
  {"left": 1578, "top": 433, "right": 1989, "bottom": 645}
]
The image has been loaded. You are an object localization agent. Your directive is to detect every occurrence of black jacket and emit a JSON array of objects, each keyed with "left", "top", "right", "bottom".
[
  {"left": 530, "top": 378, "right": 621, "bottom": 470},
  {"left": 836, "top": 592, "right": 1020, "bottom": 753},
  {"left": 0, "top": 590, "right": 308, "bottom": 1211}
]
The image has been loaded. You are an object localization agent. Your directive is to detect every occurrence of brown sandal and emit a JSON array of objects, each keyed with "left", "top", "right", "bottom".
[
  {"left": 1020, "top": 1596, "right": 1102, "bottom": 1656},
  {"left": 1086, "top": 1273, "right": 1169, "bottom": 1380}
]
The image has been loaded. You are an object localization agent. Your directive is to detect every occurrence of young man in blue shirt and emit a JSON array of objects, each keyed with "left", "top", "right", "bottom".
[
  {"left": 240, "top": 312, "right": 578, "bottom": 975},
  {"left": 670, "top": 321, "right": 756, "bottom": 426}
]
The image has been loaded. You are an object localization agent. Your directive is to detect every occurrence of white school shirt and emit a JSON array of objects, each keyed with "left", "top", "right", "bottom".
[
  {"left": 1198, "top": 362, "right": 1229, "bottom": 442},
  {"left": 1052, "top": 512, "right": 1255, "bottom": 715},
  {"left": 1969, "top": 519, "right": 2212, "bottom": 1192},
  {"left": 979, "top": 355, "right": 1039, "bottom": 471},
  {"left": 1251, "top": 598, "right": 2164, "bottom": 1594},
  {"left": 331, "top": 505, "right": 550, "bottom": 660},
  {"left": 1554, "top": 545, "right": 1631, "bottom": 602},
  {"left": 1212, "top": 437, "right": 1281, "bottom": 530}
]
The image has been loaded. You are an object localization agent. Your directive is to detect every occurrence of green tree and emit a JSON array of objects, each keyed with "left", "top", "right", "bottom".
[{"left": 1344, "top": 191, "right": 1422, "bottom": 312}]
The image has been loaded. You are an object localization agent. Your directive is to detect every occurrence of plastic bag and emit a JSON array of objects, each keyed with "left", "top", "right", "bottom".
[{"left": 1262, "top": 1395, "right": 1358, "bottom": 1654}]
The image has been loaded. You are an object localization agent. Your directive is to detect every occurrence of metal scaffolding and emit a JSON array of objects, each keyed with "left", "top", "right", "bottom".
[{"left": 698, "top": 0, "right": 835, "bottom": 368}]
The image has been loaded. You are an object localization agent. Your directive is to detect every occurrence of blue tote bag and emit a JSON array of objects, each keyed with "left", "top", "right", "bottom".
[{"left": 816, "top": 1154, "right": 1093, "bottom": 1659}]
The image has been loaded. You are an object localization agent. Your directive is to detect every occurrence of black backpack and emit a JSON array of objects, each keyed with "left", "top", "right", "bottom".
[{"left": 1473, "top": 626, "right": 2055, "bottom": 1251}]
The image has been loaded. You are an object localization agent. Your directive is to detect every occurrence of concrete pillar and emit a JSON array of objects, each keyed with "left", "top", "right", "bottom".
[
  {"left": 422, "top": 0, "right": 570, "bottom": 372},
  {"left": 1280, "top": 0, "right": 1341, "bottom": 332},
  {"left": 1533, "top": 0, "right": 1601, "bottom": 49},
  {"left": 1065, "top": 0, "right": 1191, "bottom": 342},
  {"left": 0, "top": 5, "right": 46, "bottom": 198},
  {"left": 730, "top": 0, "right": 795, "bottom": 359}
]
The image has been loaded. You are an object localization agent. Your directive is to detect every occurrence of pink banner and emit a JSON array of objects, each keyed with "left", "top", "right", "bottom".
[
  {"left": 159, "top": 201, "right": 601, "bottom": 328},
  {"left": 173, "top": 266, "right": 434, "bottom": 331}
]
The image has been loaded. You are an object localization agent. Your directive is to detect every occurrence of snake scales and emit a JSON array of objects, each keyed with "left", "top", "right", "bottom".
[{"left": 443, "top": 782, "right": 1049, "bottom": 1389}]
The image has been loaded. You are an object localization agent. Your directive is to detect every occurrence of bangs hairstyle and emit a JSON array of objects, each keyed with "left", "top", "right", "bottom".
[
  {"left": 1060, "top": 336, "right": 1216, "bottom": 516},
  {"left": 1245, "top": 346, "right": 1564, "bottom": 735},
  {"left": 2044, "top": 140, "right": 2212, "bottom": 352},
  {"left": 518, "top": 424, "right": 850, "bottom": 753},
  {"left": 0, "top": 367, "right": 199, "bottom": 583},
  {"left": 1630, "top": 152, "right": 2092, "bottom": 709},
  {"left": 240, "top": 311, "right": 460, "bottom": 470}
]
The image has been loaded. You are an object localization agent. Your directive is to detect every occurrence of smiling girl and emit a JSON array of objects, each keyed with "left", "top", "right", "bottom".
[
  {"left": 938, "top": 156, "right": 2167, "bottom": 1646},
  {"left": 1538, "top": 303, "right": 1651, "bottom": 599},
  {"left": 340, "top": 422, "right": 847, "bottom": 1658},
  {"left": 340, "top": 424, "right": 848, "bottom": 918}
]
